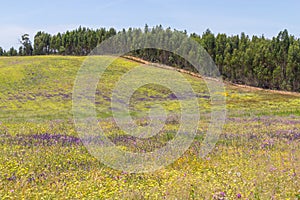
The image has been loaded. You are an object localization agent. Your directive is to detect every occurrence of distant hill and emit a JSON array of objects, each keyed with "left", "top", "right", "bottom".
[
  {"left": 1, "top": 26, "right": 299, "bottom": 92},
  {"left": 0, "top": 56, "right": 299, "bottom": 122}
]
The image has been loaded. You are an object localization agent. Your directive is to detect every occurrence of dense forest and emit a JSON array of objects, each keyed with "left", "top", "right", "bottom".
[{"left": 0, "top": 25, "right": 299, "bottom": 92}]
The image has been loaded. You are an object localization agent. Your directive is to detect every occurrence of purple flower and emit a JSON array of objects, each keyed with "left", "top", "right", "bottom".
[
  {"left": 237, "top": 193, "right": 242, "bottom": 198},
  {"left": 269, "top": 166, "right": 277, "bottom": 172},
  {"left": 213, "top": 191, "right": 226, "bottom": 200}
]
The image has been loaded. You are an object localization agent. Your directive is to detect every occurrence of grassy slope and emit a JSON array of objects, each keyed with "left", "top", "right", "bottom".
[{"left": 0, "top": 56, "right": 299, "bottom": 199}]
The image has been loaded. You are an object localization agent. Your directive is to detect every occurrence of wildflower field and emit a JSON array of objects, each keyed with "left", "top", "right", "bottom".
[{"left": 0, "top": 56, "right": 299, "bottom": 199}]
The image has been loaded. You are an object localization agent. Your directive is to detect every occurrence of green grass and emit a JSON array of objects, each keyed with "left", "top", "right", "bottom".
[{"left": 0, "top": 56, "right": 299, "bottom": 199}]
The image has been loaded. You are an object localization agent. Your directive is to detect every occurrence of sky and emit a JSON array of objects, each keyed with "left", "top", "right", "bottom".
[{"left": 1, "top": 0, "right": 300, "bottom": 50}]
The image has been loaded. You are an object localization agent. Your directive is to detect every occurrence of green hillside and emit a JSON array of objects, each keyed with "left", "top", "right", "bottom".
[{"left": 0, "top": 56, "right": 299, "bottom": 199}]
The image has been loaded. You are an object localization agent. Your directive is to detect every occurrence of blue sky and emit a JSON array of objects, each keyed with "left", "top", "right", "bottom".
[{"left": 1, "top": 0, "right": 300, "bottom": 50}]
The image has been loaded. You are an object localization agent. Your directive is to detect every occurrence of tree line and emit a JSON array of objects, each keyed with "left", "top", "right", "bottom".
[{"left": 0, "top": 25, "right": 299, "bottom": 92}]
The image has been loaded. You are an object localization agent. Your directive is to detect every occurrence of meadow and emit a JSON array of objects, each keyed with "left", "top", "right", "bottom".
[{"left": 0, "top": 56, "right": 299, "bottom": 199}]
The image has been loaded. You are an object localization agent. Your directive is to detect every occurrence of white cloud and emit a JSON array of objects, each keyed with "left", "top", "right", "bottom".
[
  {"left": 0, "top": 24, "right": 82, "bottom": 50},
  {"left": 0, "top": 25, "right": 36, "bottom": 50}
]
